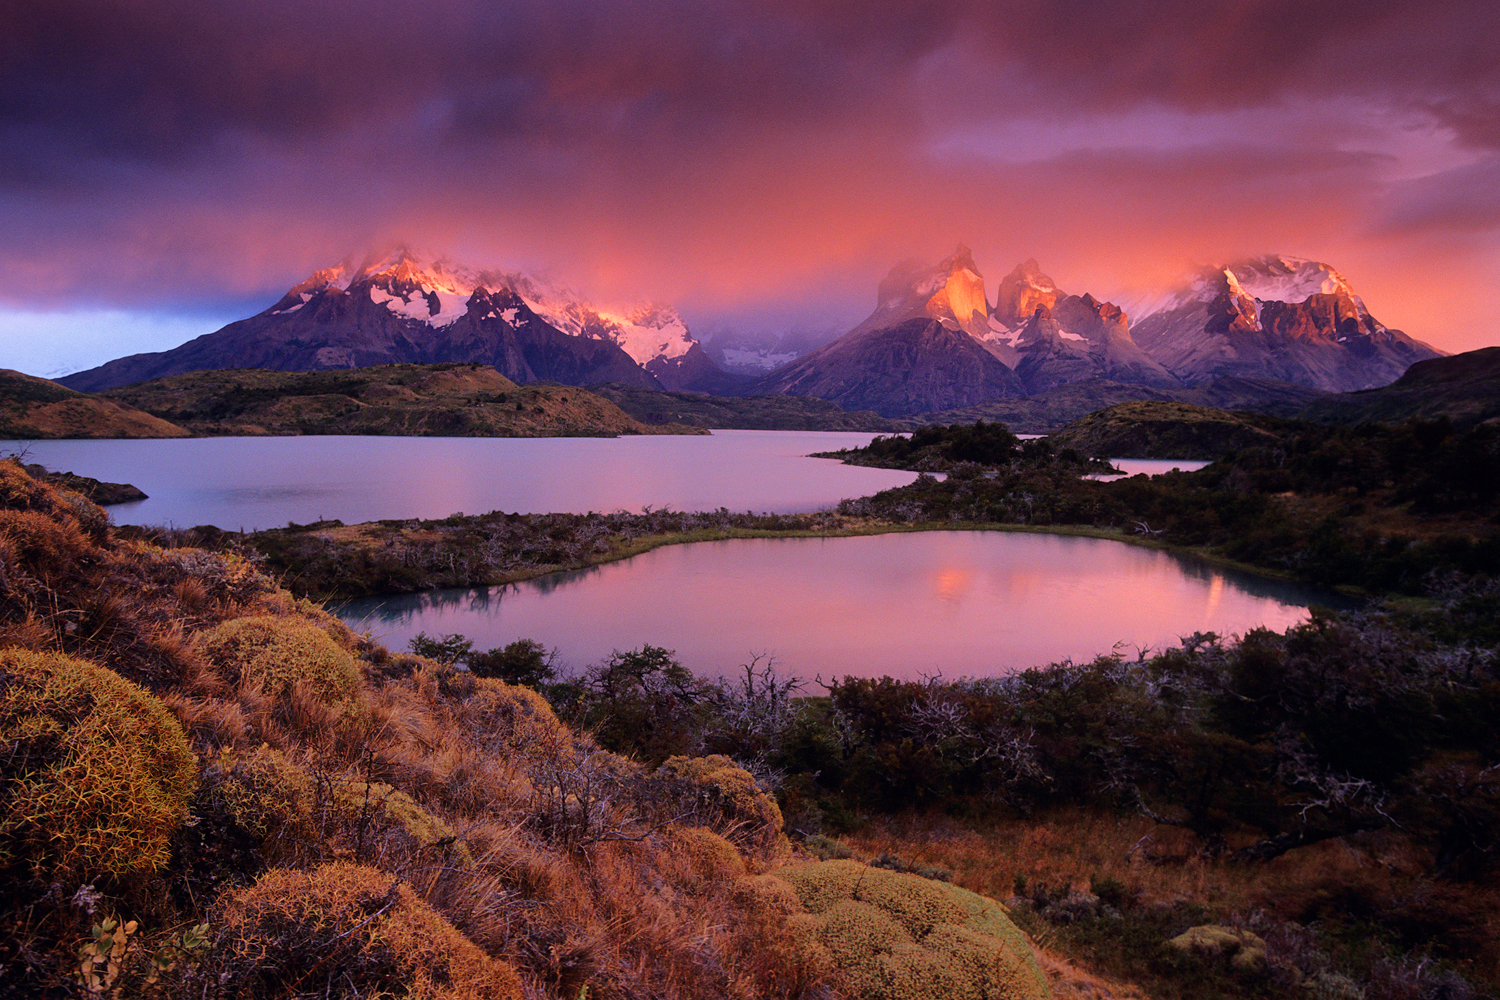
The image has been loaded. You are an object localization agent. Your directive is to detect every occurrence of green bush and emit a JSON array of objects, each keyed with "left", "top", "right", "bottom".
[{"left": 0, "top": 648, "right": 197, "bottom": 878}]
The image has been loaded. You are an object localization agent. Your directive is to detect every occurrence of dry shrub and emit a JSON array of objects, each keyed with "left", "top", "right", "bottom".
[
  {"left": 1032, "top": 944, "right": 1151, "bottom": 1000},
  {"left": 210, "top": 745, "right": 316, "bottom": 841},
  {"left": 0, "top": 458, "right": 62, "bottom": 512},
  {"left": 774, "top": 859, "right": 1052, "bottom": 1000},
  {"left": 657, "top": 753, "right": 791, "bottom": 860},
  {"left": 456, "top": 675, "right": 575, "bottom": 756},
  {"left": 0, "top": 647, "right": 197, "bottom": 880},
  {"left": 199, "top": 615, "right": 361, "bottom": 703},
  {"left": 330, "top": 779, "right": 473, "bottom": 867},
  {"left": 214, "top": 861, "right": 522, "bottom": 1000},
  {"left": 0, "top": 508, "right": 90, "bottom": 585}
]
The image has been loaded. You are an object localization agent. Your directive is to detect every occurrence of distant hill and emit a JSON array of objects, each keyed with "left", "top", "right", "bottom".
[
  {"left": 99, "top": 364, "right": 705, "bottom": 437},
  {"left": 588, "top": 383, "right": 898, "bottom": 430},
  {"left": 1299, "top": 346, "right": 1500, "bottom": 429},
  {"left": 1045, "top": 400, "right": 1286, "bottom": 460},
  {"left": 895, "top": 375, "right": 1328, "bottom": 434},
  {"left": 0, "top": 368, "right": 188, "bottom": 439}
]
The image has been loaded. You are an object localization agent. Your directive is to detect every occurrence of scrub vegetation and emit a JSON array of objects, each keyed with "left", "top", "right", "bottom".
[
  {"left": 0, "top": 458, "right": 1051, "bottom": 999},
  {"left": 6, "top": 405, "right": 1500, "bottom": 998}
]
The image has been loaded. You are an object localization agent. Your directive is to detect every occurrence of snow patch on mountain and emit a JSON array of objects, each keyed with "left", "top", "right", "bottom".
[
  {"left": 1230, "top": 255, "right": 1353, "bottom": 304},
  {"left": 720, "top": 347, "right": 800, "bottom": 371},
  {"left": 273, "top": 246, "right": 701, "bottom": 367}
]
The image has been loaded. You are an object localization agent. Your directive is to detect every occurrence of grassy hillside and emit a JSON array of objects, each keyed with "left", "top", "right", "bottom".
[
  {"left": 99, "top": 363, "right": 706, "bottom": 437},
  {"left": 1044, "top": 401, "right": 1286, "bottom": 459},
  {"left": 1300, "top": 346, "right": 1500, "bottom": 429},
  {"left": 589, "top": 382, "right": 899, "bottom": 430},
  {"left": 0, "top": 368, "right": 189, "bottom": 438}
]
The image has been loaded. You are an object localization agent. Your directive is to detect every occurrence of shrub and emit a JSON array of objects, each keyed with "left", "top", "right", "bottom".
[
  {"left": 456, "top": 676, "right": 574, "bottom": 757},
  {"left": 468, "top": 638, "right": 557, "bottom": 688},
  {"left": 331, "top": 780, "right": 473, "bottom": 867},
  {"left": 199, "top": 615, "right": 361, "bottom": 704},
  {"left": 215, "top": 862, "right": 522, "bottom": 999},
  {"left": 210, "top": 744, "right": 316, "bottom": 839},
  {"left": 773, "top": 859, "right": 1051, "bottom": 1000},
  {"left": 0, "top": 648, "right": 197, "bottom": 879},
  {"left": 658, "top": 754, "right": 790, "bottom": 858}
]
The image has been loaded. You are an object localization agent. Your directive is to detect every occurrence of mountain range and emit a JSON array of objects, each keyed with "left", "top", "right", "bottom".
[
  {"left": 58, "top": 248, "right": 740, "bottom": 395},
  {"left": 58, "top": 246, "right": 1444, "bottom": 417},
  {"left": 750, "top": 248, "right": 1441, "bottom": 415}
]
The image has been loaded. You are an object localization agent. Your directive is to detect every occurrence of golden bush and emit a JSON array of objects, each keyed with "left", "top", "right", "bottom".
[
  {"left": 199, "top": 615, "right": 361, "bottom": 704},
  {"left": 657, "top": 754, "right": 789, "bottom": 858},
  {"left": 0, "top": 458, "right": 65, "bottom": 513},
  {"left": 0, "top": 648, "right": 197, "bottom": 878},
  {"left": 211, "top": 745, "right": 316, "bottom": 838},
  {"left": 773, "top": 859, "right": 1051, "bottom": 1000},
  {"left": 454, "top": 675, "right": 573, "bottom": 756},
  {"left": 331, "top": 780, "right": 473, "bottom": 866},
  {"left": 0, "top": 508, "right": 90, "bottom": 581},
  {"left": 215, "top": 862, "right": 522, "bottom": 1000}
]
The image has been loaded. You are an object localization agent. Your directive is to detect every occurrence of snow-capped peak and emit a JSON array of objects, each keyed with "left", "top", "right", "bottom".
[
  {"left": 266, "top": 247, "right": 700, "bottom": 365},
  {"left": 1228, "top": 255, "right": 1357, "bottom": 307}
]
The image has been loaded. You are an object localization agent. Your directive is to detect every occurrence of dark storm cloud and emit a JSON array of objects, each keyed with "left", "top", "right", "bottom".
[{"left": 9, "top": 0, "right": 1494, "bottom": 172}]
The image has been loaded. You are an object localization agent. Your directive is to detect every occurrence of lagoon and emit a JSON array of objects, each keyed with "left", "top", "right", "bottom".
[{"left": 334, "top": 530, "right": 1335, "bottom": 682}]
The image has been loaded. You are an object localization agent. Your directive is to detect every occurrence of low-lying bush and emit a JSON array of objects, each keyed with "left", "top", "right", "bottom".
[
  {"left": 214, "top": 862, "right": 523, "bottom": 1000},
  {"left": 199, "top": 615, "right": 361, "bottom": 704},
  {"left": 0, "top": 647, "right": 196, "bottom": 879},
  {"left": 774, "top": 859, "right": 1051, "bottom": 1000}
]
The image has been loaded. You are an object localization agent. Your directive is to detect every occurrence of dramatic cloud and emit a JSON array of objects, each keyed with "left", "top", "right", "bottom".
[{"left": 2, "top": 0, "right": 1498, "bottom": 374}]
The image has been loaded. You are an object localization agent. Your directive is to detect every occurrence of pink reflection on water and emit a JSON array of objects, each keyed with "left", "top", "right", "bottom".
[{"left": 341, "top": 532, "right": 1328, "bottom": 681}]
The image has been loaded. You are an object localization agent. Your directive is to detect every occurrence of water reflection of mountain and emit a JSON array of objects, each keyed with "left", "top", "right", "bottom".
[
  {"left": 331, "top": 530, "right": 1348, "bottom": 681},
  {"left": 1164, "top": 550, "right": 1361, "bottom": 611}
]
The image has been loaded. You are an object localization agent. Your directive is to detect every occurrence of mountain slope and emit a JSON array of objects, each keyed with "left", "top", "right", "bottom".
[
  {"left": 58, "top": 249, "right": 733, "bottom": 393},
  {"left": 0, "top": 368, "right": 188, "bottom": 438},
  {"left": 1298, "top": 346, "right": 1500, "bottom": 428},
  {"left": 752, "top": 317, "right": 1026, "bottom": 418}
]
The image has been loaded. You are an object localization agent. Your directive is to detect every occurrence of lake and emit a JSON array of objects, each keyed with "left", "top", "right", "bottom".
[
  {"left": 9, "top": 432, "right": 1310, "bottom": 678},
  {"left": 4, "top": 431, "right": 919, "bottom": 530},
  {"left": 334, "top": 530, "right": 1336, "bottom": 682}
]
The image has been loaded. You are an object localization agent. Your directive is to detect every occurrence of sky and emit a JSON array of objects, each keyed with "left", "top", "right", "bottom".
[{"left": 2, "top": 0, "right": 1498, "bottom": 377}]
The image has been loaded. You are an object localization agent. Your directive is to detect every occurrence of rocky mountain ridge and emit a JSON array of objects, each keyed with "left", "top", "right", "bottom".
[
  {"left": 752, "top": 248, "right": 1443, "bottom": 415},
  {"left": 58, "top": 248, "right": 738, "bottom": 394}
]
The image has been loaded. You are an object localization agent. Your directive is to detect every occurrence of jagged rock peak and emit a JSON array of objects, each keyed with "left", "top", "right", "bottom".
[
  {"left": 994, "top": 259, "right": 1063, "bottom": 328},
  {"left": 863, "top": 243, "right": 990, "bottom": 341},
  {"left": 264, "top": 246, "right": 696, "bottom": 367}
]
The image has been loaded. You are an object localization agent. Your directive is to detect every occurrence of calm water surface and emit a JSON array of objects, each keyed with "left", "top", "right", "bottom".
[
  {"left": 4, "top": 431, "right": 917, "bottom": 530},
  {"left": 335, "top": 531, "right": 1337, "bottom": 681}
]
